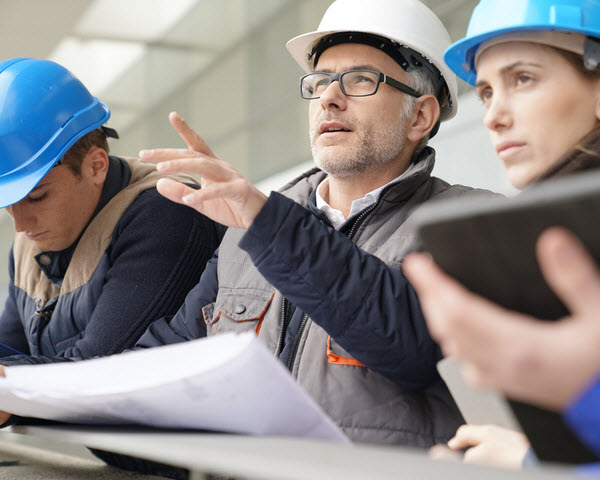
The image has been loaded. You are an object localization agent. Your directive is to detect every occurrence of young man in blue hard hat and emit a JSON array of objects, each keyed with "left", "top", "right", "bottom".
[{"left": 0, "top": 58, "right": 221, "bottom": 365}]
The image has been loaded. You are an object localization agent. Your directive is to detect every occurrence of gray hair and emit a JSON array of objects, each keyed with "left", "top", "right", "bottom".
[{"left": 402, "top": 68, "right": 437, "bottom": 158}]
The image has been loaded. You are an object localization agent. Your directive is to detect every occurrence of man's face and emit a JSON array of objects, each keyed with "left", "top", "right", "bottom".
[
  {"left": 5, "top": 152, "right": 103, "bottom": 252},
  {"left": 309, "top": 43, "right": 415, "bottom": 178}
]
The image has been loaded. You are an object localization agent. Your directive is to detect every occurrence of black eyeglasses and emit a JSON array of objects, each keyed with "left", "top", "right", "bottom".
[{"left": 300, "top": 69, "right": 422, "bottom": 100}]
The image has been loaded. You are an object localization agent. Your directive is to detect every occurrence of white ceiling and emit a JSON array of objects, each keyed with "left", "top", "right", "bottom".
[{"left": 0, "top": 0, "right": 94, "bottom": 60}]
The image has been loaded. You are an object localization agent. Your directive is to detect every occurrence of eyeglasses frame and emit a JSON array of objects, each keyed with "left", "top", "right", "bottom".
[{"left": 299, "top": 69, "right": 422, "bottom": 100}]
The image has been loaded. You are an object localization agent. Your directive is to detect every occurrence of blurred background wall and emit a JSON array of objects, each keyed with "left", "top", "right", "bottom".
[{"left": 0, "top": 0, "right": 515, "bottom": 298}]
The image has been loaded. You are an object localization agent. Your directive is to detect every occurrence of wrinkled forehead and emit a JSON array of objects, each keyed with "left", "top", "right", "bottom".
[{"left": 314, "top": 42, "right": 404, "bottom": 76}]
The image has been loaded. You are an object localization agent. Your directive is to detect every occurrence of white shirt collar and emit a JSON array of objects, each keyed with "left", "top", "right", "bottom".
[{"left": 315, "top": 167, "right": 412, "bottom": 230}]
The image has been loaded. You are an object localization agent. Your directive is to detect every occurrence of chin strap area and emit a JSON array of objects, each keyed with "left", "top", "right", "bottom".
[{"left": 99, "top": 125, "right": 119, "bottom": 139}]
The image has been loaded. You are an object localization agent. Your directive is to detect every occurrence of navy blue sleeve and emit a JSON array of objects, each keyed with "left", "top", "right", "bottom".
[
  {"left": 238, "top": 192, "right": 441, "bottom": 390},
  {"left": 0, "top": 248, "right": 30, "bottom": 355},
  {"left": 135, "top": 249, "right": 219, "bottom": 348},
  {"left": 0, "top": 189, "right": 219, "bottom": 366}
]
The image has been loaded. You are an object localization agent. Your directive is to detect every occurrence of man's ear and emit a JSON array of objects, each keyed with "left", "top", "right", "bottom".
[
  {"left": 406, "top": 94, "right": 441, "bottom": 143},
  {"left": 83, "top": 147, "right": 109, "bottom": 186}
]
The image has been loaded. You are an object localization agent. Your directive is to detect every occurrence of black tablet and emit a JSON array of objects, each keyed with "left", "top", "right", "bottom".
[{"left": 412, "top": 169, "right": 600, "bottom": 464}]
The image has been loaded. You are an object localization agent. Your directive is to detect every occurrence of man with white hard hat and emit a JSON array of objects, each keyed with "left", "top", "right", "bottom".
[
  {"left": 133, "top": 0, "right": 495, "bottom": 448},
  {"left": 0, "top": 2, "right": 488, "bottom": 456}
]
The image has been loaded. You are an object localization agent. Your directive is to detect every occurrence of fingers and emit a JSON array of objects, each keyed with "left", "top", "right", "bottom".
[
  {"left": 428, "top": 444, "right": 463, "bottom": 462},
  {"left": 156, "top": 179, "right": 198, "bottom": 206},
  {"left": 0, "top": 412, "right": 11, "bottom": 425},
  {"left": 155, "top": 157, "right": 233, "bottom": 181},
  {"left": 447, "top": 424, "right": 486, "bottom": 450},
  {"left": 536, "top": 227, "right": 600, "bottom": 318},
  {"left": 169, "top": 112, "right": 215, "bottom": 157},
  {"left": 0, "top": 366, "right": 9, "bottom": 425},
  {"left": 177, "top": 179, "right": 267, "bottom": 229},
  {"left": 138, "top": 112, "right": 216, "bottom": 164},
  {"left": 180, "top": 181, "right": 241, "bottom": 208},
  {"left": 139, "top": 148, "right": 202, "bottom": 163}
]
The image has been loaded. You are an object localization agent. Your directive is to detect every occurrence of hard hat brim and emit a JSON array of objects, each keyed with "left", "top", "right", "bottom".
[{"left": 445, "top": 24, "right": 600, "bottom": 86}]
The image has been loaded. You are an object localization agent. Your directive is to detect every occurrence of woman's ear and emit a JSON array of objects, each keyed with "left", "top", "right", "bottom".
[{"left": 406, "top": 94, "right": 441, "bottom": 143}]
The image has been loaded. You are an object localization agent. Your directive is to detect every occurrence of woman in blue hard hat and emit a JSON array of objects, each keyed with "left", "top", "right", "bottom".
[
  {"left": 404, "top": 0, "right": 600, "bottom": 469},
  {"left": 0, "top": 58, "right": 220, "bottom": 367}
]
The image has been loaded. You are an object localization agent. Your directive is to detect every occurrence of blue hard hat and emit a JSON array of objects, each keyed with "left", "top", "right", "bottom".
[
  {"left": 0, "top": 58, "right": 113, "bottom": 208},
  {"left": 445, "top": 0, "right": 600, "bottom": 85}
]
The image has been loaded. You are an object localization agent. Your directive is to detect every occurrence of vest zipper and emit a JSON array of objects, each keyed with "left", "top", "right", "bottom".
[
  {"left": 285, "top": 313, "right": 309, "bottom": 371},
  {"left": 345, "top": 204, "right": 377, "bottom": 240},
  {"left": 275, "top": 299, "right": 289, "bottom": 356}
]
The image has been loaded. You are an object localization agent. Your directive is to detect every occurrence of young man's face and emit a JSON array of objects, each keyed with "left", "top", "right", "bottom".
[
  {"left": 308, "top": 42, "right": 415, "bottom": 178},
  {"left": 5, "top": 150, "right": 105, "bottom": 252}
]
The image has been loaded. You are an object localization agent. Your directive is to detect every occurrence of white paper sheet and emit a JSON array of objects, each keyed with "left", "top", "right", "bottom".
[{"left": 0, "top": 333, "right": 349, "bottom": 443}]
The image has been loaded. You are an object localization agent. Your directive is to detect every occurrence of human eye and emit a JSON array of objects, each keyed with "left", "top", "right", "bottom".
[
  {"left": 311, "top": 74, "right": 331, "bottom": 95},
  {"left": 315, "top": 77, "right": 330, "bottom": 88},
  {"left": 27, "top": 192, "right": 48, "bottom": 203},
  {"left": 475, "top": 86, "right": 492, "bottom": 106},
  {"left": 351, "top": 71, "right": 376, "bottom": 84},
  {"left": 515, "top": 72, "right": 534, "bottom": 87}
]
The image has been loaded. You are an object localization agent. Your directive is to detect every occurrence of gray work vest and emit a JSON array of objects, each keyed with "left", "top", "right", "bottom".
[{"left": 204, "top": 153, "right": 474, "bottom": 447}]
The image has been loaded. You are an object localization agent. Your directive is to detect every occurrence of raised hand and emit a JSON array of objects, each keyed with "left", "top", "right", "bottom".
[{"left": 140, "top": 112, "right": 268, "bottom": 229}]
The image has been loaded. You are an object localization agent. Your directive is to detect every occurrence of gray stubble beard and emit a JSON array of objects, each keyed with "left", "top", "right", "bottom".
[{"left": 310, "top": 104, "right": 414, "bottom": 178}]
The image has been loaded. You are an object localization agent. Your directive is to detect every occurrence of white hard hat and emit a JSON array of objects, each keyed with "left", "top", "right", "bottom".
[{"left": 286, "top": 0, "right": 458, "bottom": 121}]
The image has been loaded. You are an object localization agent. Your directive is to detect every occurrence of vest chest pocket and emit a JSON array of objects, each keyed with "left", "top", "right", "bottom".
[
  {"left": 203, "top": 290, "right": 275, "bottom": 336},
  {"left": 327, "top": 336, "right": 366, "bottom": 367}
]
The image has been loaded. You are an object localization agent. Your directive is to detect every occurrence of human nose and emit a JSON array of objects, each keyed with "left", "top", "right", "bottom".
[
  {"left": 5, "top": 202, "right": 35, "bottom": 232},
  {"left": 483, "top": 91, "right": 512, "bottom": 132},
  {"left": 318, "top": 78, "right": 347, "bottom": 111}
]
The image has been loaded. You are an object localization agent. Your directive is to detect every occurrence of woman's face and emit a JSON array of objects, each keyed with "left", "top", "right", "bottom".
[{"left": 475, "top": 41, "right": 600, "bottom": 188}]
